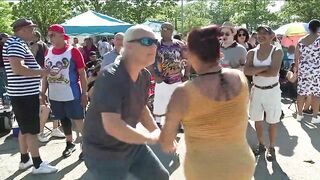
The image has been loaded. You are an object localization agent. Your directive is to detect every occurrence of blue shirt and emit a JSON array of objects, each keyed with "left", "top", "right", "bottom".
[{"left": 101, "top": 49, "right": 119, "bottom": 69}]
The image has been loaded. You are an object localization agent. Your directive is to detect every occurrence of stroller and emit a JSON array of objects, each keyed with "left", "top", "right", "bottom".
[{"left": 279, "top": 63, "right": 297, "bottom": 112}]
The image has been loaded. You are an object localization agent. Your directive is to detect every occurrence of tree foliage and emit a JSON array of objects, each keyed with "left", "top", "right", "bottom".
[
  {"left": 209, "top": 0, "right": 236, "bottom": 25},
  {"left": 0, "top": 0, "right": 14, "bottom": 34},
  {"left": 276, "top": 0, "right": 320, "bottom": 24},
  {"left": 100, "top": 0, "right": 178, "bottom": 24},
  {"left": 178, "top": 0, "right": 211, "bottom": 33},
  {"left": 227, "top": 0, "right": 277, "bottom": 31},
  {"left": 5, "top": 0, "right": 320, "bottom": 37},
  {"left": 12, "top": 0, "right": 73, "bottom": 37}
]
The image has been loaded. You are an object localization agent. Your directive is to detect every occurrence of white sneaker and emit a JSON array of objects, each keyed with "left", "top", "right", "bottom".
[
  {"left": 296, "top": 114, "right": 304, "bottom": 122},
  {"left": 19, "top": 158, "right": 33, "bottom": 170},
  {"left": 311, "top": 117, "right": 320, "bottom": 124},
  {"left": 32, "top": 162, "right": 58, "bottom": 174},
  {"left": 51, "top": 128, "right": 65, "bottom": 138},
  {"left": 37, "top": 133, "right": 50, "bottom": 143}
]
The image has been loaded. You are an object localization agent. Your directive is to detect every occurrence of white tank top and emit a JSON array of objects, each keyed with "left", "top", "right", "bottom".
[
  {"left": 252, "top": 45, "right": 279, "bottom": 86},
  {"left": 45, "top": 46, "right": 75, "bottom": 101}
]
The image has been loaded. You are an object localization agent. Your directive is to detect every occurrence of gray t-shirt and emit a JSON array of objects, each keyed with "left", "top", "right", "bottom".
[
  {"left": 101, "top": 49, "right": 119, "bottom": 69},
  {"left": 83, "top": 60, "right": 151, "bottom": 160},
  {"left": 221, "top": 42, "right": 247, "bottom": 68}
]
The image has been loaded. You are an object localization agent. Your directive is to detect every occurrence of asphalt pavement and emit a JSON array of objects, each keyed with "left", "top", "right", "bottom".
[{"left": 0, "top": 101, "right": 319, "bottom": 180}]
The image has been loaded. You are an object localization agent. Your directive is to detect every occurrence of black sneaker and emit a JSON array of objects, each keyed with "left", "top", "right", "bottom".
[
  {"left": 303, "top": 109, "right": 313, "bottom": 115},
  {"left": 253, "top": 143, "right": 266, "bottom": 156},
  {"left": 62, "top": 142, "right": 76, "bottom": 158},
  {"left": 266, "top": 147, "right": 276, "bottom": 161}
]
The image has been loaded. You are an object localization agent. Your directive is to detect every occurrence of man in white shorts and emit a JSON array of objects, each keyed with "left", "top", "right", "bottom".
[
  {"left": 244, "top": 26, "right": 283, "bottom": 161},
  {"left": 151, "top": 22, "right": 188, "bottom": 127}
]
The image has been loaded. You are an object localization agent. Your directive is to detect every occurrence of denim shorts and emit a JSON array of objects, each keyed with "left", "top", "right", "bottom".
[{"left": 50, "top": 99, "right": 84, "bottom": 120}]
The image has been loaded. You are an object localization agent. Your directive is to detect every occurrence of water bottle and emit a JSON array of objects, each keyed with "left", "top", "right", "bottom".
[{"left": 3, "top": 92, "right": 10, "bottom": 109}]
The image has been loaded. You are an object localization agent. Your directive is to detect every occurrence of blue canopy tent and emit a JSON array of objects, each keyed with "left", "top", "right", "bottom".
[{"left": 61, "top": 11, "right": 132, "bottom": 36}]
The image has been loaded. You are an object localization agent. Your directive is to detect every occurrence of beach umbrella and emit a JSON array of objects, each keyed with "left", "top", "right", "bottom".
[
  {"left": 274, "top": 22, "right": 308, "bottom": 36},
  {"left": 275, "top": 23, "right": 310, "bottom": 47}
]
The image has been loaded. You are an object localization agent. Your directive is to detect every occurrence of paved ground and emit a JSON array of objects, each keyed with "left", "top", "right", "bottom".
[{"left": 0, "top": 100, "right": 320, "bottom": 180}]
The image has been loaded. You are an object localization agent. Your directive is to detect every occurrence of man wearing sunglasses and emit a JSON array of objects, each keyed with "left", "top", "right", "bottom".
[
  {"left": 83, "top": 24, "right": 169, "bottom": 179},
  {"left": 152, "top": 22, "right": 188, "bottom": 127},
  {"left": 220, "top": 22, "right": 247, "bottom": 70}
]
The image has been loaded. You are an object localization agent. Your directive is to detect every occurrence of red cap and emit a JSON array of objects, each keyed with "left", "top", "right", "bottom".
[{"left": 48, "top": 24, "right": 69, "bottom": 40}]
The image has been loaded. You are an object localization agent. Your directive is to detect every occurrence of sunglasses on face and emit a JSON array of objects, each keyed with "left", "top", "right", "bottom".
[
  {"left": 221, "top": 32, "right": 230, "bottom": 37},
  {"left": 128, "top": 37, "right": 158, "bottom": 46},
  {"left": 238, "top": 33, "right": 246, "bottom": 37}
]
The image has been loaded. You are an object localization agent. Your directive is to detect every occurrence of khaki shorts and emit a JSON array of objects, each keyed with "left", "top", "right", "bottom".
[{"left": 249, "top": 85, "right": 282, "bottom": 124}]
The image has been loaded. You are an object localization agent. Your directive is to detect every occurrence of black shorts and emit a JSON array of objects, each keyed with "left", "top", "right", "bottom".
[{"left": 11, "top": 95, "right": 40, "bottom": 135}]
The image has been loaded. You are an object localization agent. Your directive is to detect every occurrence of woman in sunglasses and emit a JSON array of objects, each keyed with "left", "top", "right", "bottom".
[
  {"left": 159, "top": 25, "right": 255, "bottom": 180},
  {"left": 235, "top": 28, "right": 254, "bottom": 84},
  {"left": 235, "top": 28, "right": 253, "bottom": 51},
  {"left": 220, "top": 22, "right": 247, "bottom": 70},
  {"left": 83, "top": 25, "right": 169, "bottom": 180}
]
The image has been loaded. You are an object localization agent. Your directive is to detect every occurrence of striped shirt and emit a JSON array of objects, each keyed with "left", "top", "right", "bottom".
[{"left": 2, "top": 36, "right": 41, "bottom": 96}]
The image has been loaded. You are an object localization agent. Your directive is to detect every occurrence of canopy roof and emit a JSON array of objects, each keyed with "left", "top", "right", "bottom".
[{"left": 61, "top": 11, "right": 132, "bottom": 36}]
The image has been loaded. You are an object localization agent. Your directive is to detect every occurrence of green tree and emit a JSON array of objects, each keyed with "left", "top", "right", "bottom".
[
  {"left": 100, "top": 0, "right": 178, "bottom": 24},
  {"left": 0, "top": 0, "right": 14, "bottom": 34},
  {"left": 183, "top": 1, "right": 211, "bottom": 33},
  {"left": 227, "top": 0, "right": 277, "bottom": 31},
  {"left": 12, "top": 0, "right": 73, "bottom": 37},
  {"left": 209, "top": 0, "right": 236, "bottom": 25},
  {"left": 277, "top": 0, "right": 320, "bottom": 24},
  {"left": 67, "top": 0, "right": 105, "bottom": 15}
]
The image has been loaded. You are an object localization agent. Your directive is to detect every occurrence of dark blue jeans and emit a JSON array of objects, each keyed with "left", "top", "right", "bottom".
[{"left": 84, "top": 145, "right": 169, "bottom": 180}]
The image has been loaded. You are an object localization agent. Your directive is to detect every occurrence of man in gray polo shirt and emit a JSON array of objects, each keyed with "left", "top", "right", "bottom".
[{"left": 101, "top": 32, "right": 124, "bottom": 69}]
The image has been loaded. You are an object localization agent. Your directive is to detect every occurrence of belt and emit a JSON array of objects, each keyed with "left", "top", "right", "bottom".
[{"left": 254, "top": 82, "right": 279, "bottom": 90}]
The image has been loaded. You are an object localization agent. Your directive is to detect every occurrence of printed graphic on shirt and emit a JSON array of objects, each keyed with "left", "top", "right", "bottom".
[
  {"left": 156, "top": 42, "right": 185, "bottom": 84},
  {"left": 46, "top": 57, "right": 70, "bottom": 84}
]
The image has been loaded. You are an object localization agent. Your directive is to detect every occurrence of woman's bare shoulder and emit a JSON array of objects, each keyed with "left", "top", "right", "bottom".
[{"left": 221, "top": 68, "right": 244, "bottom": 86}]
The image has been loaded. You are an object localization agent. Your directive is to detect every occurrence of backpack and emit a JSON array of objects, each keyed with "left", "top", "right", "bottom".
[{"left": 0, "top": 111, "right": 14, "bottom": 133}]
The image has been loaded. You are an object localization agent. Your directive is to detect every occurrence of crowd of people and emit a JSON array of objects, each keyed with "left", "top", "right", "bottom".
[{"left": 1, "top": 16, "right": 320, "bottom": 179}]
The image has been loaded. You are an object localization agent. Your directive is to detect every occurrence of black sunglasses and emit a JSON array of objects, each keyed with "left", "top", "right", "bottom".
[
  {"left": 238, "top": 33, "right": 246, "bottom": 37},
  {"left": 128, "top": 37, "right": 158, "bottom": 46}
]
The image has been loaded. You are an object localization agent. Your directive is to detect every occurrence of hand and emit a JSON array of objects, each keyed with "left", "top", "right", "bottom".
[
  {"left": 81, "top": 93, "right": 88, "bottom": 108},
  {"left": 146, "top": 130, "right": 160, "bottom": 145},
  {"left": 40, "top": 92, "right": 48, "bottom": 105},
  {"left": 40, "top": 67, "right": 51, "bottom": 77},
  {"left": 161, "top": 140, "right": 177, "bottom": 154},
  {"left": 181, "top": 75, "right": 189, "bottom": 82}
]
